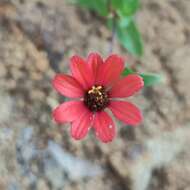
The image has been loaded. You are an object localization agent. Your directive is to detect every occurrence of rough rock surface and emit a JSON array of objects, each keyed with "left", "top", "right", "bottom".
[{"left": 0, "top": 0, "right": 190, "bottom": 189}]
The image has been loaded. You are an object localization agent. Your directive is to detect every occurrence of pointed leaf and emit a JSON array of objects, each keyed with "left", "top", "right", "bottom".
[
  {"left": 116, "top": 20, "right": 143, "bottom": 57},
  {"left": 122, "top": 68, "right": 163, "bottom": 86},
  {"left": 140, "top": 73, "right": 163, "bottom": 87}
]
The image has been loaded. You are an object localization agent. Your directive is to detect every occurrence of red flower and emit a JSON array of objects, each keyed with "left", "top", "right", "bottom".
[{"left": 52, "top": 53, "right": 144, "bottom": 143}]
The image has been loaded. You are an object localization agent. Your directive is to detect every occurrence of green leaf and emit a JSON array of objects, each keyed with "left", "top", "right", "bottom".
[
  {"left": 72, "top": 0, "right": 94, "bottom": 8},
  {"left": 122, "top": 67, "right": 135, "bottom": 76},
  {"left": 116, "top": 20, "right": 143, "bottom": 57},
  {"left": 122, "top": 67, "right": 163, "bottom": 86},
  {"left": 75, "top": 0, "right": 109, "bottom": 17},
  {"left": 93, "top": 0, "right": 109, "bottom": 17},
  {"left": 140, "top": 73, "right": 163, "bottom": 87},
  {"left": 111, "top": 0, "right": 139, "bottom": 16},
  {"left": 119, "top": 16, "right": 133, "bottom": 27}
]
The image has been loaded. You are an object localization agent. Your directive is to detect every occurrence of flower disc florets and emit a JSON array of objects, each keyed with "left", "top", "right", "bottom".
[{"left": 84, "top": 85, "right": 109, "bottom": 112}]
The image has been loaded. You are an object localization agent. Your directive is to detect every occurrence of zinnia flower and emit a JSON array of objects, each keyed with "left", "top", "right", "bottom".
[{"left": 52, "top": 53, "right": 144, "bottom": 143}]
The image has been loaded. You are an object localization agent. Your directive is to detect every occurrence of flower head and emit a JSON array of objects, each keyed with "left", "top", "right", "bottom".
[{"left": 52, "top": 53, "right": 144, "bottom": 143}]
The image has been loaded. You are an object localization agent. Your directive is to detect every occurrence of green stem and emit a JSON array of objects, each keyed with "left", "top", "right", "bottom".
[{"left": 109, "top": 17, "right": 116, "bottom": 54}]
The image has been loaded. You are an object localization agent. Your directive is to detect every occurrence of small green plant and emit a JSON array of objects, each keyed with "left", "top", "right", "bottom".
[{"left": 72, "top": 0, "right": 143, "bottom": 57}]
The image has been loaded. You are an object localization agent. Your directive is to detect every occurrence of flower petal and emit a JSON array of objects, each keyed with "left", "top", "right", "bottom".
[
  {"left": 70, "top": 55, "right": 94, "bottom": 89},
  {"left": 110, "top": 74, "right": 144, "bottom": 98},
  {"left": 96, "top": 54, "right": 124, "bottom": 87},
  {"left": 52, "top": 101, "right": 87, "bottom": 124},
  {"left": 109, "top": 101, "right": 143, "bottom": 126},
  {"left": 87, "top": 52, "right": 103, "bottom": 82},
  {"left": 93, "top": 111, "right": 116, "bottom": 143},
  {"left": 52, "top": 74, "right": 84, "bottom": 98},
  {"left": 71, "top": 111, "right": 93, "bottom": 140}
]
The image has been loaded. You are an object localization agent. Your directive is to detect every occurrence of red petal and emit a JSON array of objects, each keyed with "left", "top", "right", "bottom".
[
  {"left": 52, "top": 101, "right": 87, "bottom": 124},
  {"left": 96, "top": 54, "right": 124, "bottom": 87},
  {"left": 70, "top": 55, "right": 94, "bottom": 90},
  {"left": 52, "top": 74, "right": 84, "bottom": 98},
  {"left": 93, "top": 111, "right": 116, "bottom": 143},
  {"left": 109, "top": 101, "right": 143, "bottom": 126},
  {"left": 87, "top": 52, "right": 103, "bottom": 82},
  {"left": 71, "top": 111, "right": 93, "bottom": 140},
  {"left": 110, "top": 74, "right": 144, "bottom": 98}
]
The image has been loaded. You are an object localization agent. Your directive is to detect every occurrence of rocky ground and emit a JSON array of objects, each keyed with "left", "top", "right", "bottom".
[{"left": 0, "top": 0, "right": 190, "bottom": 189}]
